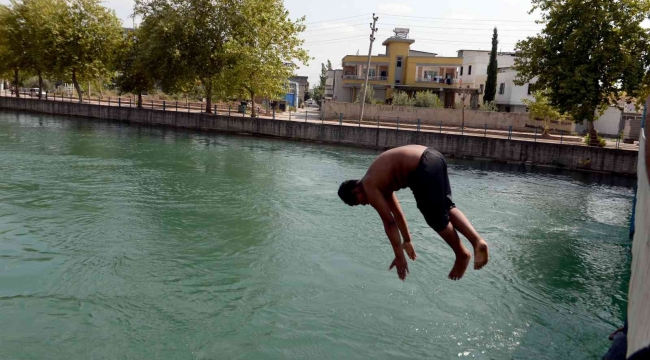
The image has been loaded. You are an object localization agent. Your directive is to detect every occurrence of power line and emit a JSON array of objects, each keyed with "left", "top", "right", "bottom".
[
  {"left": 302, "top": 35, "right": 366, "bottom": 44},
  {"left": 377, "top": 13, "right": 542, "bottom": 23},
  {"left": 303, "top": 14, "right": 371, "bottom": 25}
]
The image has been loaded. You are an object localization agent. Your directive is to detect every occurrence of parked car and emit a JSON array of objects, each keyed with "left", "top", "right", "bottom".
[{"left": 29, "top": 88, "right": 46, "bottom": 97}]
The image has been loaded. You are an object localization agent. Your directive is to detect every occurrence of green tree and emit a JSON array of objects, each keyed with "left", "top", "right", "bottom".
[
  {"left": 355, "top": 83, "right": 376, "bottom": 104},
  {"left": 483, "top": 28, "right": 498, "bottom": 104},
  {"left": 115, "top": 30, "right": 156, "bottom": 108},
  {"left": 54, "top": 0, "right": 123, "bottom": 103},
  {"left": 522, "top": 90, "right": 567, "bottom": 136},
  {"left": 326, "top": 60, "right": 332, "bottom": 71},
  {"left": 229, "top": 0, "right": 308, "bottom": 117},
  {"left": 413, "top": 91, "right": 443, "bottom": 108},
  {"left": 0, "top": 3, "right": 28, "bottom": 98},
  {"left": 392, "top": 90, "right": 413, "bottom": 106},
  {"left": 20, "top": 0, "right": 62, "bottom": 99},
  {"left": 136, "top": 0, "right": 242, "bottom": 113},
  {"left": 514, "top": 0, "right": 650, "bottom": 146}
]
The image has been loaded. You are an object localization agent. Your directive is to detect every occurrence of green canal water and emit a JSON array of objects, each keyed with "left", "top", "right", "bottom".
[{"left": 0, "top": 110, "right": 635, "bottom": 359}]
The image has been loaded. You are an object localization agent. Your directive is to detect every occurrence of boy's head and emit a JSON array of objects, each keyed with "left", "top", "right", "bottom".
[{"left": 338, "top": 180, "right": 367, "bottom": 206}]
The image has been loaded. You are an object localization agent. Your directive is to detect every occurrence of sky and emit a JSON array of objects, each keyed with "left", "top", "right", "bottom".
[{"left": 1, "top": 0, "right": 543, "bottom": 88}]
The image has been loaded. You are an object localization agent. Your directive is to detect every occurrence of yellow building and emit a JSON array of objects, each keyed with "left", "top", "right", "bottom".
[{"left": 341, "top": 30, "right": 465, "bottom": 107}]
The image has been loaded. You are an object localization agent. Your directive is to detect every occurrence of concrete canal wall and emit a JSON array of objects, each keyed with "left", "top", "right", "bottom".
[{"left": 0, "top": 97, "right": 638, "bottom": 176}]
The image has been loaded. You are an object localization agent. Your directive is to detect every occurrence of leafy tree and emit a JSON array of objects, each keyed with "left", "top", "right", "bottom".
[
  {"left": 136, "top": 0, "right": 242, "bottom": 113},
  {"left": 319, "top": 62, "right": 328, "bottom": 88},
  {"left": 54, "top": 0, "right": 123, "bottom": 103},
  {"left": 312, "top": 85, "right": 324, "bottom": 102},
  {"left": 483, "top": 28, "right": 498, "bottom": 104},
  {"left": 16, "top": 0, "right": 62, "bottom": 99},
  {"left": 326, "top": 60, "right": 332, "bottom": 71},
  {"left": 392, "top": 90, "right": 413, "bottom": 106},
  {"left": 522, "top": 90, "right": 567, "bottom": 137},
  {"left": 355, "top": 83, "right": 378, "bottom": 104},
  {"left": 478, "top": 101, "right": 498, "bottom": 112},
  {"left": 0, "top": 3, "right": 28, "bottom": 98},
  {"left": 514, "top": 0, "right": 650, "bottom": 146},
  {"left": 228, "top": 0, "right": 308, "bottom": 117},
  {"left": 413, "top": 91, "right": 443, "bottom": 108},
  {"left": 115, "top": 30, "right": 157, "bottom": 108}
]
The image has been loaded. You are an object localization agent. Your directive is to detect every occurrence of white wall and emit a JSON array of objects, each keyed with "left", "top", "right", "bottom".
[
  {"left": 594, "top": 107, "right": 622, "bottom": 136},
  {"left": 495, "top": 68, "right": 535, "bottom": 107}
]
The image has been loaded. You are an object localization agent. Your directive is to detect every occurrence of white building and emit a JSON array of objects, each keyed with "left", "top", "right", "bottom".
[
  {"left": 494, "top": 66, "right": 536, "bottom": 113},
  {"left": 325, "top": 69, "right": 351, "bottom": 102},
  {"left": 457, "top": 50, "right": 516, "bottom": 102}
]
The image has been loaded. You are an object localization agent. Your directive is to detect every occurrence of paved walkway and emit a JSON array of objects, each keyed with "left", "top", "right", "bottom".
[{"left": 1, "top": 92, "right": 638, "bottom": 151}]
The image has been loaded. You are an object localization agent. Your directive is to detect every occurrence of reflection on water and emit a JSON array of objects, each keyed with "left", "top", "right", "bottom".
[{"left": 0, "top": 110, "right": 634, "bottom": 359}]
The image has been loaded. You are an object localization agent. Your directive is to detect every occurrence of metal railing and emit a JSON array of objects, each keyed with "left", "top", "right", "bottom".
[
  {"left": 416, "top": 77, "right": 459, "bottom": 85},
  {"left": 343, "top": 75, "right": 388, "bottom": 81}
]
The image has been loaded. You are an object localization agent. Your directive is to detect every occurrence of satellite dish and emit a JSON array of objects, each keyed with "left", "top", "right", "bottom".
[{"left": 393, "top": 28, "right": 410, "bottom": 39}]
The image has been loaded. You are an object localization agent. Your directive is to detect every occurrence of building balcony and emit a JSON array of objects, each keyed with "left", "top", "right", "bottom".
[
  {"left": 343, "top": 75, "right": 388, "bottom": 81},
  {"left": 416, "top": 76, "right": 459, "bottom": 85}
]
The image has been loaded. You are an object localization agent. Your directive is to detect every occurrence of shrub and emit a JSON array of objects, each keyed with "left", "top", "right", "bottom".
[
  {"left": 355, "top": 84, "right": 375, "bottom": 104},
  {"left": 392, "top": 90, "right": 413, "bottom": 106},
  {"left": 478, "top": 101, "right": 498, "bottom": 112},
  {"left": 413, "top": 91, "right": 443, "bottom": 108},
  {"left": 584, "top": 133, "right": 607, "bottom": 147},
  {"left": 454, "top": 100, "right": 466, "bottom": 109}
]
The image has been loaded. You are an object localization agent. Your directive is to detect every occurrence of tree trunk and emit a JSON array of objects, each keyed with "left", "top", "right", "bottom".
[
  {"left": 587, "top": 120, "right": 601, "bottom": 147},
  {"left": 137, "top": 92, "right": 143, "bottom": 109},
  {"left": 71, "top": 70, "right": 83, "bottom": 103},
  {"left": 205, "top": 79, "right": 213, "bottom": 114},
  {"left": 249, "top": 90, "right": 255, "bottom": 117},
  {"left": 14, "top": 69, "right": 19, "bottom": 98},
  {"left": 38, "top": 71, "right": 43, "bottom": 100}
]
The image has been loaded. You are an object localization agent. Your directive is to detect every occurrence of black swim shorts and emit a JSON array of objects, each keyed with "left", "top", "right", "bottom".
[{"left": 409, "top": 148, "right": 456, "bottom": 232}]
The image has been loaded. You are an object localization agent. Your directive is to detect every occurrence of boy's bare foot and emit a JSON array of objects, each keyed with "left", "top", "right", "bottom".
[
  {"left": 448, "top": 249, "right": 471, "bottom": 280},
  {"left": 403, "top": 242, "right": 417, "bottom": 260},
  {"left": 473, "top": 239, "right": 489, "bottom": 270}
]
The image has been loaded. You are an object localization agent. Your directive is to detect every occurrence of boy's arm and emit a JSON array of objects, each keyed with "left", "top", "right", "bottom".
[
  {"left": 387, "top": 192, "right": 411, "bottom": 243},
  {"left": 387, "top": 192, "right": 417, "bottom": 261},
  {"left": 365, "top": 188, "right": 409, "bottom": 280}
]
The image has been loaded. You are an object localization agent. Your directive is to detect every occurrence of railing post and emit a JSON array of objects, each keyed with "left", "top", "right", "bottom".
[
  {"left": 273, "top": 107, "right": 275, "bottom": 120},
  {"left": 242, "top": 104, "right": 246, "bottom": 117},
  {"left": 108, "top": 97, "right": 111, "bottom": 106},
  {"left": 397, "top": 117, "right": 400, "bottom": 130},
  {"left": 461, "top": 123, "right": 464, "bottom": 135},
  {"left": 560, "top": 130, "right": 564, "bottom": 144},
  {"left": 163, "top": 101, "right": 166, "bottom": 111},
  {"left": 175, "top": 101, "right": 177, "bottom": 112},
  {"left": 151, "top": 100, "right": 154, "bottom": 110},
  {"left": 484, "top": 124, "right": 487, "bottom": 137},
  {"left": 228, "top": 105, "right": 231, "bottom": 116},
  {"left": 508, "top": 125, "right": 512, "bottom": 140},
  {"left": 118, "top": 98, "right": 121, "bottom": 107},
  {"left": 440, "top": 121, "right": 442, "bottom": 133},
  {"left": 188, "top": 102, "right": 191, "bottom": 113},
  {"left": 129, "top": 98, "right": 131, "bottom": 107},
  {"left": 305, "top": 110, "right": 308, "bottom": 122},
  {"left": 417, "top": 118, "right": 421, "bottom": 132},
  {"left": 289, "top": 108, "right": 291, "bottom": 121},
  {"left": 45, "top": 92, "right": 48, "bottom": 101},
  {"left": 377, "top": 116, "right": 380, "bottom": 128},
  {"left": 214, "top": 104, "right": 216, "bottom": 114},
  {"left": 339, "top": 113, "right": 343, "bottom": 125},
  {"left": 534, "top": 128, "right": 537, "bottom": 142}
]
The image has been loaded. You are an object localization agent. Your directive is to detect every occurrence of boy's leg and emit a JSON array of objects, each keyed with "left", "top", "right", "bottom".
[
  {"left": 449, "top": 207, "right": 489, "bottom": 269},
  {"left": 436, "top": 222, "right": 472, "bottom": 280}
]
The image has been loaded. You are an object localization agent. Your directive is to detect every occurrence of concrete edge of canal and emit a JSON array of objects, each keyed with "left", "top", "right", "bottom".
[{"left": 0, "top": 97, "right": 638, "bottom": 177}]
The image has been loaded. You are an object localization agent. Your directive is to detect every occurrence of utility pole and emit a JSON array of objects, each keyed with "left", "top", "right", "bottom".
[{"left": 360, "top": 14, "right": 378, "bottom": 123}]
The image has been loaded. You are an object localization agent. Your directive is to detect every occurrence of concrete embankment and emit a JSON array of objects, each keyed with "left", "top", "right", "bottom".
[{"left": 0, "top": 97, "right": 638, "bottom": 176}]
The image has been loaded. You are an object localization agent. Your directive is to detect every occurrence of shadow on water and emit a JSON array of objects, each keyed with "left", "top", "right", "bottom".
[{"left": 447, "top": 157, "right": 636, "bottom": 188}]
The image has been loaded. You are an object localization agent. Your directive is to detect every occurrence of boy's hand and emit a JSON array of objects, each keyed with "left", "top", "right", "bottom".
[
  {"left": 389, "top": 254, "right": 409, "bottom": 280},
  {"left": 403, "top": 242, "right": 417, "bottom": 261}
]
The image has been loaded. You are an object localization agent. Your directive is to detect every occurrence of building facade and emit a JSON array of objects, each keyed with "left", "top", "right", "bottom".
[
  {"left": 325, "top": 69, "right": 349, "bottom": 102},
  {"left": 457, "top": 50, "right": 516, "bottom": 103},
  {"left": 494, "top": 67, "right": 536, "bottom": 113},
  {"left": 338, "top": 29, "right": 465, "bottom": 107},
  {"left": 288, "top": 76, "right": 309, "bottom": 103}
]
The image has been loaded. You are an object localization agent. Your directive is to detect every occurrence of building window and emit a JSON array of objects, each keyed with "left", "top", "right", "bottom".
[
  {"left": 380, "top": 70, "right": 387, "bottom": 78},
  {"left": 368, "top": 68, "right": 376, "bottom": 77},
  {"left": 499, "top": 83, "right": 505, "bottom": 95},
  {"left": 396, "top": 57, "right": 403, "bottom": 67},
  {"left": 395, "top": 80, "right": 401, "bottom": 85},
  {"left": 479, "top": 84, "right": 484, "bottom": 94},
  {"left": 460, "top": 67, "right": 463, "bottom": 76},
  {"left": 468, "top": 66, "right": 472, "bottom": 75},
  {"left": 527, "top": 83, "right": 537, "bottom": 95},
  {"left": 423, "top": 70, "right": 437, "bottom": 79}
]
